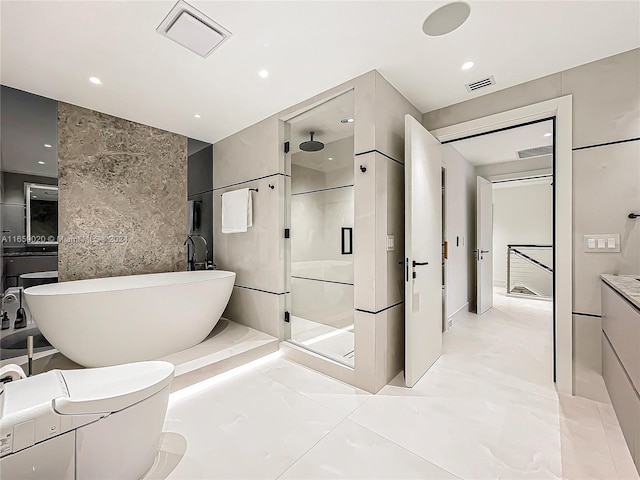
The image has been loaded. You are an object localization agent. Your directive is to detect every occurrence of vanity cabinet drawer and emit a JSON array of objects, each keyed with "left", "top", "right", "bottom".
[
  {"left": 602, "top": 336, "right": 640, "bottom": 470},
  {"left": 602, "top": 282, "right": 640, "bottom": 392}
]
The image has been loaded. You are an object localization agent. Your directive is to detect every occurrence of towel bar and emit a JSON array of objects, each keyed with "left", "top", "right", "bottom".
[{"left": 220, "top": 188, "right": 258, "bottom": 196}]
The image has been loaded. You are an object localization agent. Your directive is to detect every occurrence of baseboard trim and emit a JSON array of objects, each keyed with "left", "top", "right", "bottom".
[{"left": 448, "top": 302, "right": 469, "bottom": 320}]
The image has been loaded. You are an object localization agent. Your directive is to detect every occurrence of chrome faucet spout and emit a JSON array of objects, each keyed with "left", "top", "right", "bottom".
[{"left": 184, "top": 234, "right": 209, "bottom": 270}]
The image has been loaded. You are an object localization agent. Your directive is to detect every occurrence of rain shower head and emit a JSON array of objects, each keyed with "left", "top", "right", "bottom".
[{"left": 299, "top": 132, "right": 324, "bottom": 152}]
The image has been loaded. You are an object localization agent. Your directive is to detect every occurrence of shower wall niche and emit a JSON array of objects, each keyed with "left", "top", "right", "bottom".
[{"left": 286, "top": 91, "right": 355, "bottom": 366}]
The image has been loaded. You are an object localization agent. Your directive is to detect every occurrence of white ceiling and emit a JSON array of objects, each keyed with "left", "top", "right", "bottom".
[
  {"left": 449, "top": 120, "right": 554, "bottom": 166},
  {"left": 1, "top": 1, "right": 638, "bottom": 145}
]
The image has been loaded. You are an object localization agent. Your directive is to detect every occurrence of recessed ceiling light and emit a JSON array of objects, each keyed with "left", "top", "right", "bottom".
[
  {"left": 32, "top": 195, "right": 37, "bottom": 198},
  {"left": 194, "top": 114, "right": 202, "bottom": 119},
  {"left": 461, "top": 61, "right": 474, "bottom": 70},
  {"left": 258, "top": 70, "right": 269, "bottom": 78},
  {"left": 328, "top": 157, "right": 334, "bottom": 161},
  {"left": 341, "top": 118, "right": 355, "bottom": 124},
  {"left": 89, "top": 76, "right": 102, "bottom": 85},
  {"left": 423, "top": 2, "right": 471, "bottom": 37},
  {"left": 544, "top": 132, "right": 552, "bottom": 137},
  {"left": 43, "top": 144, "right": 52, "bottom": 148},
  {"left": 38, "top": 161, "right": 46, "bottom": 165}
]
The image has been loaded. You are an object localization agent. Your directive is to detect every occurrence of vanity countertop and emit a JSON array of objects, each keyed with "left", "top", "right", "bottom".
[
  {"left": 3, "top": 252, "right": 58, "bottom": 257},
  {"left": 601, "top": 274, "right": 640, "bottom": 311}
]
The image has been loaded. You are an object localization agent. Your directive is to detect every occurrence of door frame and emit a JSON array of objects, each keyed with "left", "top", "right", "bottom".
[
  {"left": 431, "top": 95, "right": 573, "bottom": 395},
  {"left": 476, "top": 175, "right": 494, "bottom": 315},
  {"left": 441, "top": 166, "right": 448, "bottom": 331}
]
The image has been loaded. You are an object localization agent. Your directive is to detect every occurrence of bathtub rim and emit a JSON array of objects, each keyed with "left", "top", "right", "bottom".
[{"left": 24, "top": 270, "right": 236, "bottom": 297}]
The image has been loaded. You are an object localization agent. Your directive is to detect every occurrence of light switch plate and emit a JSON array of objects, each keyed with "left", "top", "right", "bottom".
[
  {"left": 386, "top": 234, "right": 395, "bottom": 251},
  {"left": 583, "top": 234, "right": 620, "bottom": 253}
]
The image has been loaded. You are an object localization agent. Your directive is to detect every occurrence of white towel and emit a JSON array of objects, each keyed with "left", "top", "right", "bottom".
[{"left": 222, "top": 188, "right": 253, "bottom": 233}]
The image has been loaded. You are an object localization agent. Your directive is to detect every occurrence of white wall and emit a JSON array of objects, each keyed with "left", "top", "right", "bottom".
[
  {"left": 424, "top": 48, "right": 640, "bottom": 400},
  {"left": 476, "top": 155, "right": 552, "bottom": 181},
  {"left": 492, "top": 181, "right": 553, "bottom": 289},
  {"left": 442, "top": 145, "right": 476, "bottom": 319}
]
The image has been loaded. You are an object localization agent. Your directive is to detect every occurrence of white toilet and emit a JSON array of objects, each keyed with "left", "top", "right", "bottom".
[{"left": 0, "top": 361, "right": 174, "bottom": 480}]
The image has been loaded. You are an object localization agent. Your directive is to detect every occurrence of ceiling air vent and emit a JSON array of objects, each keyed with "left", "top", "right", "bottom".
[
  {"left": 465, "top": 76, "right": 496, "bottom": 93},
  {"left": 157, "top": 0, "right": 232, "bottom": 58},
  {"left": 517, "top": 145, "right": 554, "bottom": 159}
]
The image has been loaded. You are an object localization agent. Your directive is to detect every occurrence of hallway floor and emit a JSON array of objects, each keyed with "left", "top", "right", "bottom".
[{"left": 148, "top": 290, "right": 638, "bottom": 480}]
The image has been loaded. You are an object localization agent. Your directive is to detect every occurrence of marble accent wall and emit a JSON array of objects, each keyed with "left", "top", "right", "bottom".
[{"left": 58, "top": 103, "right": 187, "bottom": 281}]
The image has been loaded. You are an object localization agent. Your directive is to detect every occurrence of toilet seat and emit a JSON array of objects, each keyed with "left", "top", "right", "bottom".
[
  {"left": 0, "top": 361, "right": 175, "bottom": 459},
  {"left": 54, "top": 361, "right": 174, "bottom": 415}
]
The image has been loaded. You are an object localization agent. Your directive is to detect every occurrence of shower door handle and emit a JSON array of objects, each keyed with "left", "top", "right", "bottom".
[{"left": 341, "top": 227, "right": 353, "bottom": 255}]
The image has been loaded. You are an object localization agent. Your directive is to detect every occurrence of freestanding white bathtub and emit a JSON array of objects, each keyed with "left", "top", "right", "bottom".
[{"left": 24, "top": 270, "right": 236, "bottom": 367}]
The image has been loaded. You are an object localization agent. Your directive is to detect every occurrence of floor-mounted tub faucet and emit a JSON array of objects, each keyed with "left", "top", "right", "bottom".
[
  {"left": 184, "top": 234, "right": 213, "bottom": 270},
  {"left": 184, "top": 235, "right": 196, "bottom": 271}
]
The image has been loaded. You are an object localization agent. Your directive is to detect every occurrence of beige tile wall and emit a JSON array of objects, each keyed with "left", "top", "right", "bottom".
[
  {"left": 213, "top": 74, "right": 373, "bottom": 348},
  {"left": 214, "top": 70, "right": 421, "bottom": 392}
]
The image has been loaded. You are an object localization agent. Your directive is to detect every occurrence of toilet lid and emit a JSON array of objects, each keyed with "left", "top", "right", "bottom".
[{"left": 53, "top": 361, "right": 174, "bottom": 415}]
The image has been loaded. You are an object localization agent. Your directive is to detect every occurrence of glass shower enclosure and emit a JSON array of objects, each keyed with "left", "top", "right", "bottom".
[{"left": 285, "top": 91, "right": 355, "bottom": 367}]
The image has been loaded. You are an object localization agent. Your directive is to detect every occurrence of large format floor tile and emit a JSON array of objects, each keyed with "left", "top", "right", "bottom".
[
  {"left": 370, "top": 364, "right": 563, "bottom": 479},
  {"left": 152, "top": 289, "right": 636, "bottom": 480},
  {"left": 279, "top": 419, "right": 459, "bottom": 479},
  {"left": 164, "top": 370, "right": 342, "bottom": 479},
  {"left": 350, "top": 386, "right": 561, "bottom": 479},
  {"left": 256, "top": 357, "right": 369, "bottom": 417},
  {"left": 437, "top": 292, "right": 555, "bottom": 394}
]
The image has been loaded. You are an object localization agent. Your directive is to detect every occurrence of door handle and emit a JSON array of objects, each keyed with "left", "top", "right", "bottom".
[
  {"left": 413, "top": 261, "right": 429, "bottom": 266},
  {"left": 480, "top": 250, "right": 489, "bottom": 254}
]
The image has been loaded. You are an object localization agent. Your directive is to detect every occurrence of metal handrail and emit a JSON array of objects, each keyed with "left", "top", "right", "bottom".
[
  {"left": 510, "top": 248, "right": 553, "bottom": 273},
  {"left": 507, "top": 245, "right": 553, "bottom": 298},
  {"left": 507, "top": 244, "right": 552, "bottom": 248}
]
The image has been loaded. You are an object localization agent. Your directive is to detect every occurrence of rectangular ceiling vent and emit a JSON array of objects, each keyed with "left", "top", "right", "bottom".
[
  {"left": 157, "top": 0, "right": 232, "bottom": 58},
  {"left": 517, "top": 145, "right": 554, "bottom": 159},
  {"left": 465, "top": 76, "right": 496, "bottom": 93}
]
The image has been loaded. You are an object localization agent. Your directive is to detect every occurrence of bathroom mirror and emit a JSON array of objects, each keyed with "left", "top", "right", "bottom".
[
  {"left": 187, "top": 138, "right": 214, "bottom": 266},
  {"left": 25, "top": 183, "right": 59, "bottom": 243},
  {"left": 1, "top": 85, "right": 59, "bottom": 290}
]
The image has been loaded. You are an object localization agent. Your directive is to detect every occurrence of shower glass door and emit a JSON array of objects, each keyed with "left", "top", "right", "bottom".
[{"left": 285, "top": 91, "right": 355, "bottom": 367}]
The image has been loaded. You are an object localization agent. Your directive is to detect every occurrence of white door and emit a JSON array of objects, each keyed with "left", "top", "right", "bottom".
[
  {"left": 405, "top": 115, "right": 443, "bottom": 388},
  {"left": 476, "top": 176, "right": 493, "bottom": 314}
]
